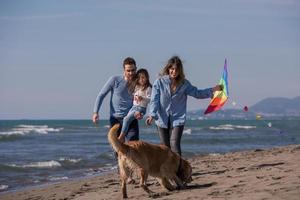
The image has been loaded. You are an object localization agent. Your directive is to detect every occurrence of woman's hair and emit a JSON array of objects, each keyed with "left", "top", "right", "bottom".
[
  {"left": 160, "top": 55, "right": 185, "bottom": 86},
  {"left": 136, "top": 68, "right": 152, "bottom": 90}
]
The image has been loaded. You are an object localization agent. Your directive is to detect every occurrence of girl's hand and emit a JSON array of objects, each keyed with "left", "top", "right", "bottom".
[{"left": 145, "top": 116, "right": 154, "bottom": 126}]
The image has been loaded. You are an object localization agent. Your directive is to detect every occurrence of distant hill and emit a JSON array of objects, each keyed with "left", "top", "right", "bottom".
[
  {"left": 251, "top": 96, "right": 300, "bottom": 116},
  {"left": 187, "top": 96, "right": 300, "bottom": 119}
]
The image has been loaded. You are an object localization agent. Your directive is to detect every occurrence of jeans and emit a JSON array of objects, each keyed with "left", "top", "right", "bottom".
[
  {"left": 157, "top": 118, "right": 184, "bottom": 156},
  {"left": 121, "top": 105, "right": 146, "bottom": 134}
]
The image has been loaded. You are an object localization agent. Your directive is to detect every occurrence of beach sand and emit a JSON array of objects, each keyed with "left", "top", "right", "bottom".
[{"left": 1, "top": 145, "right": 300, "bottom": 200}]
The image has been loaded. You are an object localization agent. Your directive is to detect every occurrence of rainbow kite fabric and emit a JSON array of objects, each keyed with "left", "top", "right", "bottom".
[{"left": 204, "top": 59, "right": 229, "bottom": 115}]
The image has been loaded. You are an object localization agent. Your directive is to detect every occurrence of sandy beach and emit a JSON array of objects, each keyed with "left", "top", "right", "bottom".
[{"left": 1, "top": 144, "right": 300, "bottom": 200}]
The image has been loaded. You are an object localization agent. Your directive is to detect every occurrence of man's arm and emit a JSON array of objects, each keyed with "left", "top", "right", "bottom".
[{"left": 92, "top": 76, "right": 115, "bottom": 123}]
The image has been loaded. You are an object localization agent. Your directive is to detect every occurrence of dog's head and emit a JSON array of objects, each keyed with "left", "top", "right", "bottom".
[{"left": 177, "top": 159, "right": 193, "bottom": 183}]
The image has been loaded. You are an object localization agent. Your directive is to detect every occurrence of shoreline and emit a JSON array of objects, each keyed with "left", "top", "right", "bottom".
[{"left": 1, "top": 144, "right": 300, "bottom": 200}]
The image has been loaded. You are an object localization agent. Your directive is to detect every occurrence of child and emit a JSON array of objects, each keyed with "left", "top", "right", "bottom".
[{"left": 118, "top": 68, "right": 152, "bottom": 142}]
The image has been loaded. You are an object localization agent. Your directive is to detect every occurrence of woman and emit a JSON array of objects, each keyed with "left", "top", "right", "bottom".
[{"left": 146, "top": 56, "right": 222, "bottom": 156}]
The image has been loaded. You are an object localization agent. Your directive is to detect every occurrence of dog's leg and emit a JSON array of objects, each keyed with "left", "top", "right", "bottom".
[
  {"left": 127, "top": 169, "right": 135, "bottom": 184},
  {"left": 119, "top": 158, "right": 128, "bottom": 198},
  {"left": 159, "top": 177, "right": 176, "bottom": 191},
  {"left": 121, "top": 178, "right": 128, "bottom": 198},
  {"left": 173, "top": 175, "right": 185, "bottom": 190},
  {"left": 139, "top": 169, "right": 154, "bottom": 195}
]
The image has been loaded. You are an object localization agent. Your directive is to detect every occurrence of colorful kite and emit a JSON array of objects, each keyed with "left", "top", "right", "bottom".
[{"left": 204, "top": 59, "right": 229, "bottom": 115}]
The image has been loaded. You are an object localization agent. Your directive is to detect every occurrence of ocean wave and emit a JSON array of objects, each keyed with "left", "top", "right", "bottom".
[
  {"left": 209, "top": 124, "right": 256, "bottom": 130},
  {"left": 0, "top": 185, "right": 9, "bottom": 191},
  {"left": 183, "top": 128, "right": 192, "bottom": 135},
  {"left": 0, "top": 125, "right": 63, "bottom": 137},
  {"left": 103, "top": 125, "right": 110, "bottom": 129},
  {"left": 209, "top": 153, "right": 221, "bottom": 157},
  {"left": 48, "top": 176, "right": 69, "bottom": 181},
  {"left": 59, "top": 157, "right": 82, "bottom": 163},
  {"left": 8, "top": 160, "right": 61, "bottom": 169},
  {"left": 85, "top": 165, "right": 117, "bottom": 176}
]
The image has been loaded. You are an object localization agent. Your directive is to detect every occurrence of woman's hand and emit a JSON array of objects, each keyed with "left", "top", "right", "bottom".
[
  {"left": 213, "top": 84, "right": 223, "bottom": 92},
  {"left": 145, "top": 116, "right": 154, "bottom": 126}
]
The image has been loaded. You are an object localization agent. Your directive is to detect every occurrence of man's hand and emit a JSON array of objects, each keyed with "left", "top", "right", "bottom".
[
  {"left": 145, "top": 116, "right": 154, "bottom": 126},
  {"left": 92, "top": 113, "right": 99, "bottom": 124}
]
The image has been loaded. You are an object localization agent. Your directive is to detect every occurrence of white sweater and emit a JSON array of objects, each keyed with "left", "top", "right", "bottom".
[{"left": 133, "top": 86, "right": 152, "bottom": 108}]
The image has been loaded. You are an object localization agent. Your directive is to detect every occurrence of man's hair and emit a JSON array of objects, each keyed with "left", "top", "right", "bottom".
[{"left": 123, "top": 57, "right": 136, "bottom": 68}]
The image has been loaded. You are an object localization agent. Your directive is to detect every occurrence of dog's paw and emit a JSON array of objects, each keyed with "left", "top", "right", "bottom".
[
  {"left": 175, "top": 184, "right": 186, "bottom": 190},
  {"left": 148, "top": 192, "right": 160, "bottom": 198}
]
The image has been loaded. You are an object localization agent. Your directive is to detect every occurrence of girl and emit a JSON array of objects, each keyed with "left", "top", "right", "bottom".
[{"left": 118, "top": 68, "right": 152, "bottom": 142}]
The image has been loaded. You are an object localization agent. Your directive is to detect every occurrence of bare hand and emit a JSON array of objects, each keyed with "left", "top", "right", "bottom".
[
  {"left": 134, "top": 112, "right": 143, "bottom": 120},
  {"left": 213, "top": 84, "right": 223, "bottom": 92},
  {"left": 145, "top": 116, "right": 154, "bottom": 126},
  {"left": 118, "top": 133, "right": 125, "bottom": 143},
  {"left": 92, "top": 113, "right": 99, "bottom": 124},
  {"left": 138, "top": 96, "right": 143, "bottom": 101}
]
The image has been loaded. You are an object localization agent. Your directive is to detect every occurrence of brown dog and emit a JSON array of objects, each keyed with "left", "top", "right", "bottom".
[{"left": 108, "top": 124, "right": 192, "bottom": 198}]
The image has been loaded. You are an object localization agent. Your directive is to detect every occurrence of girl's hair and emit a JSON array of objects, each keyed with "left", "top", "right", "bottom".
[
  {"left": 160, "top": 55, "right": 185, "bottom": 86},
  {"left": 136, "top": 68, "right": 152, "bottom": 90}
]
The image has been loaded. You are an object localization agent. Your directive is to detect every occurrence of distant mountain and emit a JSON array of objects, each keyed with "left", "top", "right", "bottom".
[
  {"left": 187, "top": 96, "right": 300, "bottom": 119},
  {"left": 251, "top": 96, "right": 300, "bottom": 116}
]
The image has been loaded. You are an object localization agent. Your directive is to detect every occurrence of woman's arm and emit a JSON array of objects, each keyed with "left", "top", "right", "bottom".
[{"left": 147, "top": 80, "right": 160, "bottom": 124}]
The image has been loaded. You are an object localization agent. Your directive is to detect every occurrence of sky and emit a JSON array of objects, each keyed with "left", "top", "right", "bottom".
[{"left": 0, "top": 0, "right": 299, "bottom": 119}]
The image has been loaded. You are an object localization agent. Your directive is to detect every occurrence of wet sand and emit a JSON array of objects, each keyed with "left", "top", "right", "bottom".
[{"left": 1, "top": 145, "right": 300, "bottom": 200}]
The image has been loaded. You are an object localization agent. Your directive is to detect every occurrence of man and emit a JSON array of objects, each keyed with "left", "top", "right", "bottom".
[{"left": 92, "top": 57, "right": 140, "bottom": 141}]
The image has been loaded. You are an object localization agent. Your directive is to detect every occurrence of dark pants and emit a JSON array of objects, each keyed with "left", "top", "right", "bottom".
[
  {"left": 157, "top": 119, "right": 184, "bottom": 156},
  {"left": 109, "top": 116, "right": 139, "bottom": 141}
]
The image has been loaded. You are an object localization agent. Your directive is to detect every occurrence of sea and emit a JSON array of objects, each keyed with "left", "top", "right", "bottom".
[{"left": 0, "top": 119, "right": 299, "bottom": 193}]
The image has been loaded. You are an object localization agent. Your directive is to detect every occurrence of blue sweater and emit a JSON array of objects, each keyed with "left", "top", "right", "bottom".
[
  {"left": 93, "top": 75, "right": 133, "bottom": 118},
  {"left": 149, "top": 75, "right": 213, "bottom": 128}
]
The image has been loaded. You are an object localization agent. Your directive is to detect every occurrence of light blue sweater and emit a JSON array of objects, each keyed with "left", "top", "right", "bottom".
[
  {"left": 149, "top": 75, "right": 213, "bottom": 128},
  {"left": 93, "top": 75, "right": 133, "bottom": 118}
]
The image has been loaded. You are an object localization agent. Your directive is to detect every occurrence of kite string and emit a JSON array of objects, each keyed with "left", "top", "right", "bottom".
[{"left": 230, "top": 99, "right": 284, "bottom": 134}]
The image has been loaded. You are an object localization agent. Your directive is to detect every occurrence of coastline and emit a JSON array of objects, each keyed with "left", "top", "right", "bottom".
[{"left": 1, "top": 145, "right": 300, "bottom": 200}]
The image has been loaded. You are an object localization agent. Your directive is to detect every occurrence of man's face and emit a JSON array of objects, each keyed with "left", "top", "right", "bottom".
[{"left": 124, "top": 64, "right": 136, "bottom": 81}]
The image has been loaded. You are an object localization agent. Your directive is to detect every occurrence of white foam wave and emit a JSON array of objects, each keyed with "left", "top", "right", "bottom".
[
  {"left": 209, "top": 153, "right": 221, "bottom": 157},
  {"left": 0, "top": 185, "right": 9, "bottom": 191},
  {"left": 85, "top": 165, "right": 117, "bottom": 176},
  {"left": 9, "top": 160, "right": 61, "bottom": 168},
  {"left": 183, "top": 128, "right": 192, "bottom": 135},
  {"left": 49, "top": 176, "right": 69, "bottom": 181},
  {"left": 59, "top": 157, "right": 82, "bottom": 163},
  {"left": 0, "top": 125, "right": 63, "bottom": 136},
  {"left": 103, "top": 125, "right": 110, "bottom": 129},
  {"left": 209, "top": 124, "right": 256, "bottom": 130}
]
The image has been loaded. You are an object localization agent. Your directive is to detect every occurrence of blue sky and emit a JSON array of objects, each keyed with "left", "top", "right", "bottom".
[{"left": 0, "top": 0, "right": 299, "bottom": 119}]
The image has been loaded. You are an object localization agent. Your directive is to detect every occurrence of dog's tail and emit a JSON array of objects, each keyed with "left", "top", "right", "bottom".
[{"left": 107, "top": 124, "right": 130, "bottom": 155}]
